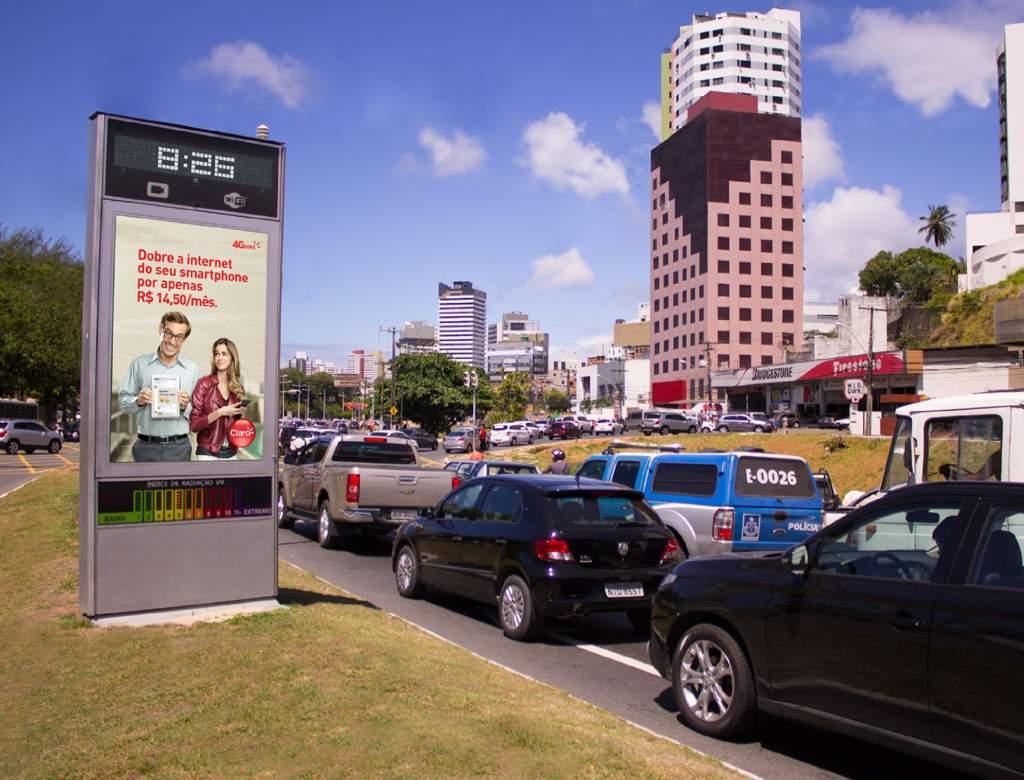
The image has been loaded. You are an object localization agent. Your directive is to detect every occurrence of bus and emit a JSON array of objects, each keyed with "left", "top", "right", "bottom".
[{"left": 0, "top": 398, "right": 40, "bottom": 420}]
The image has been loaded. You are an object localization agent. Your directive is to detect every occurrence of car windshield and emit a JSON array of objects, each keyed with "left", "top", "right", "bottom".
[{"left": 549, "top": 494, "right": 659, "bottom": 528}]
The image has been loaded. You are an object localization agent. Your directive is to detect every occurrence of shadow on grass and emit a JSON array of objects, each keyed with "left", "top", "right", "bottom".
[{"left": 277, "top": 587, "right": 379, "bottom": 611}]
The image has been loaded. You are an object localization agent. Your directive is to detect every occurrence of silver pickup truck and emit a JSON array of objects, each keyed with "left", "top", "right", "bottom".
[{"left": 277, "top": 433, "right": 458, "bottom": 548}]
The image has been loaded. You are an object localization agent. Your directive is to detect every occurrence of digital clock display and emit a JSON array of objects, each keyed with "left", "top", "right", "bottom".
[{"left": 104, "top": 117, "right": 281, "bottom": 218}]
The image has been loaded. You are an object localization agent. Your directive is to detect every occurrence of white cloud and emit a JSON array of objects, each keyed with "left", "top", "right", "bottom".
[
  {"left": 521, "top": 113, "right": 629, "bottom": 198},
  {"left": 802, "top": 114, "right": 845, "bottom": 190},
  {"left": 417, "top": 127, "right": 487, "bottom": 176},
  {"left": 641, "top": 102, "right": 662, "bottom": 140},
  {"left": 192, "top": 42, "right": 308, "bottom": 108},
  {"left": 815, "top": 6, "right": 1002, "bottom": 116},
  {"left": 528, "top": 248, "right": 595, "bottom": 289},
  {"left": 804, "top": 185, "right": 921, "bottom": 300}
]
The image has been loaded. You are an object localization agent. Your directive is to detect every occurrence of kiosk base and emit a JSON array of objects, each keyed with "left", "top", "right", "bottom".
[{"left": 89, "top": 598, "right": 283, "bottom": 628}]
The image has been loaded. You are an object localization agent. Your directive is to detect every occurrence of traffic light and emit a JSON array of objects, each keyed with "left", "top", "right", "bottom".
[
  {"left": 470, "top": 372, "right": 479, "bottom": 388},
  {"left": 463, "top": 370, "right": 471, "bottom": 388}
]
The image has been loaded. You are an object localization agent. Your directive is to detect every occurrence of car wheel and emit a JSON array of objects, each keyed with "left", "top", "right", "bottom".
[
  {"left": 317, "top": 502, "right": 340, "bottom": 549},
  {"left": 793, "top": 422, "right": 800, "bottom": 429},
  {"left": 643, "top": 430, "right": 651, "bottom": 436},
  {"left": 48, "top": 440, "right": 62, "bottom": 454},
  {"left": 660, "top": 426, "right": 670, "bottom": 436},
  {"left": 395, "top": 544, "right": 425, "bottom": 598},
  {"left": 528, "top": 436, "right": 534, "bottom": 444},
  {"left": 6, "top": 440, "right": 18, "bottom": 455},
  {"left": 498, "top": 574, "right": 540, "bottom": 641},
  {"left": 672, "top": 624, "right": 756, "bottom": 740},
  {"left": 753, "top": 426, "right": 764, "bottom": 433},
  {"left": 626, "top": 607, "right": 651, "bottom": 634},
  {"left": 688, "top": 426, "right": 697, "bottom": 434},
  {"left": 717, "top": 426, "right": 729, "bottom": 433},
  {"left": 276, "top": 490, "right": 295, "bottom": 529}
]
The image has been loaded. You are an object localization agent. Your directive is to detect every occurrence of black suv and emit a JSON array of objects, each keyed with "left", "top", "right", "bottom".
[
  {"left": 649, "top": 482, "right": 1024, "bottom": 777},
  {"left": 392, "top": 476, "right": 682, "bottom": 640}
]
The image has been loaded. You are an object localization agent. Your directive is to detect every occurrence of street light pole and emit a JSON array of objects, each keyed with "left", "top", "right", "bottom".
[{"left": 858, "top": 305, "right": 887, "bottom": 437}]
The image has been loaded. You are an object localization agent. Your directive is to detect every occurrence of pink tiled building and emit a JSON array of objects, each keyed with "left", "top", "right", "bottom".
[{"left": 649, "top": 92, "right": 804, "bottom": 407}]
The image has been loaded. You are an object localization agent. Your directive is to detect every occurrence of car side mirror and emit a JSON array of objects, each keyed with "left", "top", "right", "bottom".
[
  {"left": 782, "top": 544, "right": 810, "bottom": 576},
  {"left": 421, "top": 506, "right": 435, "bottom": 519}
]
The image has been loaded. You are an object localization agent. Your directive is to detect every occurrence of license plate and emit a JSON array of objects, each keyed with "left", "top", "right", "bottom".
[
  {"left": 391, "top": 510, "right": 416, "bottom": 521},
  {"left": 604, "top": 583, "right": 644, "bottom": 599}
]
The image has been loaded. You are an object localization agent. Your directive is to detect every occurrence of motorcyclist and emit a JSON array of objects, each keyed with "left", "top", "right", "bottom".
[{"left": 543, "top": 448, "right": 569, "bottom": 475}]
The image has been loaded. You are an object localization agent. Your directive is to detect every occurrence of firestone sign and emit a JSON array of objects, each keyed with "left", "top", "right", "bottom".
[{"left": 738, "top": 352, "right": 906, "bottom": 387}]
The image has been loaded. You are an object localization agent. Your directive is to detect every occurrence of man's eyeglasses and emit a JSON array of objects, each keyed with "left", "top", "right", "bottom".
[{"left": 161, "top": 329, "right": 188, "bottom": 344}]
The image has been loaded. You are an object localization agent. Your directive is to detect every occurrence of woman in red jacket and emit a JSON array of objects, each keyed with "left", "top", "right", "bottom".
[{"left": 189, "top": 338, "right": 246, "bottom": 460}]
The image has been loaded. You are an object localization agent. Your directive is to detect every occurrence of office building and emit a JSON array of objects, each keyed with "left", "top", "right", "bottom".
[
  {"left": 660, "top": 8, "right": 801, "bottom": 139},
  {"left": 398, "top": 321, "right": 436, "bottom": 354},
  {"left": 650, "top": 91, "right": 804, "bottom": 407},
  {"left": 437, "top": 281, "right": 487, "bottom": 369},
  {"left": 485, "top": 311, "right": 550, "bottom": 381},
  {"left": 965, "top": 22, "right": 1024, "bottom": 289},
  {"left": 287, "top": 351, "right": 309, "bottom": 375},
  {"left": 613, "top": 303, "right": 652, "bottom": 359}
]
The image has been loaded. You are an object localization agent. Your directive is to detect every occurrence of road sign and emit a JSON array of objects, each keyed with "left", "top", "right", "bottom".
[
  {"left": 389, "top": 406, "right": 398, "bottom": 416},
  {"left": 844, "top": 379, "right": 865, "bottom": 403}
]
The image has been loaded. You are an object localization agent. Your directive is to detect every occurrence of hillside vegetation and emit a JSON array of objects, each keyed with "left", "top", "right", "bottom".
[{"left": 928, "top": 268, "right": 1024, "bottom": 346}]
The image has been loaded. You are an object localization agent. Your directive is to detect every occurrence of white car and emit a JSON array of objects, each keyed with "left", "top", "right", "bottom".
[
  {"left": 372, "top": 430, "right": 419, "bottom": 449},
  {"left": 490, "top": 423, "right": 534, "bottom": 446},
  {"left": 594, "top": 418, "right": 622, "bottom": 435}
]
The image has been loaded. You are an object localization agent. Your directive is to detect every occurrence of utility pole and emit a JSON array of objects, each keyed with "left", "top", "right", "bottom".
[
  {"left": 858, "top": 305, "right": 887, "bottom": 437},
  {"left": 380, "top": 326, "right": 399, "bottom": 427},
  {"left": 702, "top": 342, "right": 716, "bottom": 406}
]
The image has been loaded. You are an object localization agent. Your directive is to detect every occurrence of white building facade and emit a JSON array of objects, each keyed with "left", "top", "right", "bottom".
[
  {"left": 965, "top": 22, "right": 1024, "bottom": 289},
  {"left": 661, "top": 7, "right": 802, "bottom": 138},
  {"left": 437, "top": 281, "right": 487, "bottom": 369}
]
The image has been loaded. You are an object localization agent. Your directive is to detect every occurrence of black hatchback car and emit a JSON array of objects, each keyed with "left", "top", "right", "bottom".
[
  {"left": 649, "top": 482, "right": 1024, "bottom": 778},
  {"left": 392, "top": 476, "right": 682, "bottom": 640}
]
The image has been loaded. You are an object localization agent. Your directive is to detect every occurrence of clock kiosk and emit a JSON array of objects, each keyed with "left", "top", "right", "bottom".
[{"left": 79, "top": 114, "right": 284, "bottom": 621}]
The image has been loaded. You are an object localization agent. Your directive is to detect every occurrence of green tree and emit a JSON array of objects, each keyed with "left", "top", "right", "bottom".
[
  {"left": 895, "top": 247, "right": 959, "bottom": 303},
  {"left": 858, "top": 250, "right": 902, "bottom": 297},
  {"left": 491, "top": 372, "right": 531, "bottom": 422},
  {"left": 375, "top": 353, "right": 490, "bottom": 434},
  {"left": 0, "top": 227, "right": 83, "bottom": 421},
  {"left": 544, "top": 389, "right": 570, "bottom": 414},
  {"left": 918, "top": 204, "right": 956, "bottom": 249}
]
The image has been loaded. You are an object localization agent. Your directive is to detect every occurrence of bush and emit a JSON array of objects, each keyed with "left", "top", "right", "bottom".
[{"left": 823, "top": 435, "right": 848, "bottom": 455}]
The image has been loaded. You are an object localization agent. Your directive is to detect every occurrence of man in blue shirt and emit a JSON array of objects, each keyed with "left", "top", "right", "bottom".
[{"left": 118, "top": 311, "right": 199, "bottom": 462}]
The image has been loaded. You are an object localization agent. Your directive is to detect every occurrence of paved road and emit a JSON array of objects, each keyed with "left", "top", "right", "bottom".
[
  {"left": 278, "top": 521, "right": 960, "bottom": 780},
  {"left": 0, "top": 442, "right": 79, "bottom": 497}
]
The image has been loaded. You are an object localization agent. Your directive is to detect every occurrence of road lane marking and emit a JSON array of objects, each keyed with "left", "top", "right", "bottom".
[
  {"left": 56, "top": 453, "right": 74, "bottom": 466},
  {"left": 548, "top": 632, "right": 661, "bottom": 677},
  {"left": 17, "top": 454, "right": 36, "bottom": 474},
  {"left": 279, "top": 556, "right": 762, "bottom": 780}
]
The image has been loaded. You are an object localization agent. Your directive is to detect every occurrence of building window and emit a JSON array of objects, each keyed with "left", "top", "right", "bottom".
[
  {"left": 739, "top": 308, "right": 751, "bottom": 322},
  {"left": 654, "top": 319, "right": 660, "bottom": 331},
  {"left": 663, "top": 360, "right": 669, "bottom": 373},
  {"left": 739, "top": 214, "right": 751, "bottom": 228},
  {"left": 718, "top": 236, "right": 730, "bottom": 250},
  {"left": 782, "top": 195, "right": 794, "bottom": 209},
  {"left": 739, "top": 332, "right": 752, "bottom": 344},
  {"left": 654, "top": 342, "right": 660, "bottom": 355},
  {"left": 761, "top": 262, "right": 773, "bottom": 275},
  {"left": 718, "top": 330, "right": 730, "bottom": 344},
  {"left": 673, "top": 249, "right": 679, "bottom": 262},
  {"left": 739, "top": 354, "right": 752, "bottom": 368},
  {"left": 761, "top": 194, "right": 773, "bottom": 207},
  {"left": 673, "top": 293, "right": 680, "bottom": 306},
  {"left": 652, "top": 239, "right": 657, "bottom": 250},
  {"left": 782, "top": 310, "right": 794, "bottom": 323},
  {"left": 739, "top": 261, "right": 751, "bottom": 274},
  {"left": 760, "top": 216, "right": 772, "bottom": 230},
  {"left": 761, "top": 286, "right": 773, "bottom": 298},
  {"left": 761, "top": 332, "right": 773, "bottom": 346},
  {"left": 674, "top": 227, "right": 680, "bottom": 240},
  {"left": 654, "top": 278, "right": 660, "bottom": 290},
  {"left": 718, "top": 306, "right": 730, "bottom": 320},
  {"left": 762, "top": 356, "right": 774, "bottom": 365},
  {"left": 718, "top": 260, "right": 730, "bottom": 273},
  {"left": 718, "top": 355, "right": 730, "bottom": 368},
  {"left": 739, "top": 238, "right": 752, "bottom": 251},
  {"left": 1015, "top": 201, "right": 1024, "bottom": 212},
  {"left": 782, "top": 287, "right": 794, "bottom": 300},
  {"left": 663, "top": 253, "right": 669, "bottom": 266},
  {"left": 761, "top": 239, "right": 773, "bottom": 253},
  {"left": 761, "top": 309, "right": 773, "bottom": 322},
  {"left": 739, "top": 284, "right": 751, "bottom": 297},
  {"left": 782, "top": 241, "right": 794, "bottom": 254},
  {"left": 662, "top": 212, "right": 669, "bottom": 225},
  {"left": 653, "top": 363, "right": 659, "bottom": 375},
  {"left": 782, "top": 218, "right": 794, "bottom": 231},
  {"left": 718, "top": 283, "right": 730, "bottom": 296},
  {"left": 739, "top": 192, "right": 751, "bottom": 205},
  {"left": 673, "top": 335, "right": 680, "bottom": 348},
  {"left": 690, "top": 333, "right": 696, "bottom": 346},
  {"left": 699, "top": 284, "right": 704, "bottom": 297},
  {"left": 673, "top": 270, "right": 680, "bottom": 283},
  {"left": 699, "top": 308, "right": 705, "bottom": 321},
  {"left": 717, "top": 213, "right": 730, "bottom": 227},
  {"left": 673, "top": 358, "right": 680, "bottom": 371},
  {"left": 781, "top": 150, "right": 793, "bottom": 164},
  {"left": 760, "top": 171, "right": 772, "bottom": 185},
  {"left": 654, "top": 300, "right": 660, "bottom": 313},
  {"left": 782, "top": 332, "right": 794, "bottom": 346},
  {"left": 782, "top": 263, "right": 794, "bottom": 277},
  {"left": 661, "top": 233, "right": 668, "bottom": 246},
  {"left": 683, "top": 245, "right": 688, "bottom": 258},
  {"left": 673, "top": 314, "right": 680, "bottom": 327},
  {"left": 781, "top": 173, "right": 793, "bottom": 186}
]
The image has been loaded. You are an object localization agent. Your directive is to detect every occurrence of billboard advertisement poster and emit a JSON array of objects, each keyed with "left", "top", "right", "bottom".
[{"left": 109, "top": 215, "right": 267, "bottom": 464}]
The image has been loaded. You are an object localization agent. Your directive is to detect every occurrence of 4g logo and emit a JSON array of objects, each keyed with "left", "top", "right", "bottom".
[{"left": 232, "top": 238, "right": 262, "bottom": 250}]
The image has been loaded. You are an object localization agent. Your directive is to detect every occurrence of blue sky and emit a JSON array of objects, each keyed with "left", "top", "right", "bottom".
[{"left": 2, "top": 0, "right": 1021, "bottom": 367}]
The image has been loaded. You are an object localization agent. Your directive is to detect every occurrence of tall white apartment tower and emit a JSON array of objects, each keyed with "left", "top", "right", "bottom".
[
  {"left": 660, "top": 8, "right": 802, "bottom": 139},
  {"left": 965, "top": 22, "right": 1024, "bottom": 289},
  {"left": 437, "top": 281, "right": 487, "bottom": 369}
]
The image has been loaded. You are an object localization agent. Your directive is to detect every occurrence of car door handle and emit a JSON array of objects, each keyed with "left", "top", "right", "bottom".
[{"left": 882, "top": 608, "right": 928, "bottom": 631}]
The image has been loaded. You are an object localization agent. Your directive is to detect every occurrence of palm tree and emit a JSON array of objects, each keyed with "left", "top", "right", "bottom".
[{"left": 918, "top": 204, "right": 956, "bottom": 248}]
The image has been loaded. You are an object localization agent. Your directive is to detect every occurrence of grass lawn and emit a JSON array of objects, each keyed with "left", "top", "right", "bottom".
[
  {"left": 486, "top": 432, "right": 891, "bottom": 499},
  {"left": 0, "top": 467, "right": 736, "bottom": 779}
]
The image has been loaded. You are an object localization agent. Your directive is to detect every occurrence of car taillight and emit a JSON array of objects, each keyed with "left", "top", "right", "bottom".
[
  {"left": 451, "top": 476, "right": 460, "bottom": 490},
  {"left": 364, "top": 436, "right": 387, "bottom": 443},
  {"left": 346, "top": 473, "right": 360, "bottom": 503},
  {"left": 0, "top": 429, "right": 5, "bottom": 438},
  {"left": 660, "top": 537, "right": 683, "bottom": 565},
  {"left": 534, "top": 537, "right": 574, "bottom": 562},
  {"left": 712, "top": 508, "right": 735, "bottom": 541}
]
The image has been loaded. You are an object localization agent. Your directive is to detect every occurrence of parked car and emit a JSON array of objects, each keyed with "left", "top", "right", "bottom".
[
  {"left": 548, "top": 420, "right": 582, "bottom": 440},
  {"left": 714, "top": 413, "right": 774, "bottom": 433},
  {"left": 534, "top": 419, "right": 553, "bottom": 436},
  {"left": 490, "top": 423, "right": 534, "bottom": 447},
  {"left": 624, "top": 409, "right": 663, "bottom": 433},
  {"left": 650, "top": 481, "right": 1024, "bottom": 778},
  {"left": 641, "top": 412, "right": 700, "bottom": 436},
  {"left": 443, "top": 427, "right": 476, "bottom": 453},
  {"left": 400, "top": 427, "right": 438, "bottom": 451},
  {"left": 443, "top": 460, "right": 540, "bottom": 479},
  {"left": 576, "top": 452, "right": 659, "bottom": 490},
  {"left": 0, "top": 419, "right": 63, "bottom": 454},
  {"left": 816, "top": 415, "right": 849, "bottom": 430},
  {"left": 771, "top": 411, "right": 802, "bottom": 429},
  {"left": 564, "top": 415, "right": 595, "bottom": 434},
  {"left": 392, "top": 475, "right": 683, "bottom": 639}
]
